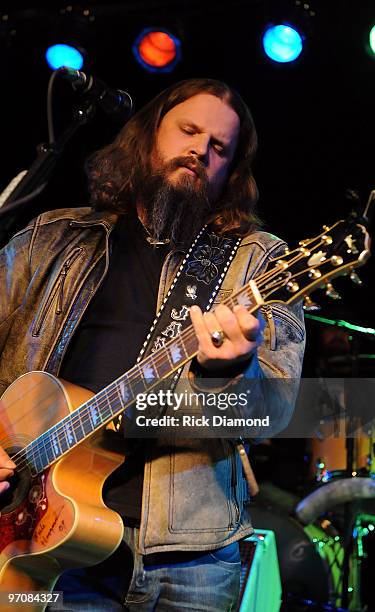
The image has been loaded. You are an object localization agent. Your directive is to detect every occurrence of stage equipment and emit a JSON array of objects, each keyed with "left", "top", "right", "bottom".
[
  {"left": 262, "top": 24, "right": 303, "bottom": 63},
  {"left": 0, "top": 69, "right": 133, "bottom": 247},
  {"left": 296, "top": 482, "right": 375, "bottom": 611},
  {"left": 249, "top": 500, "right": 343, "bottom": 606},
  {"left": 369, "top": 25, "right": 375, "bottom": 54},
  {"left": 304, "top": 315, "right": 375, "bottom": 338},
  {"left": 132, "top": 28, "right": 181, "bottom": 72},
  {"left": 260, "top": 0, "right": 317, "bottom": 64},
  {"left": 296, "top": 308, "right": 375, "bottom": 612},
  {"left": 58, "top": 67, "right": 133, "bottom": 116},
  {"left": 239, "top": 530, "right": 282, "bottom": 612},
  {"left": 45, "top": 44, "right": 84, "bottom": 70},
  {"left": 308, "top": 379, "right": 375, "bottom": 484},
  {"left": 296, "top": 479, "right": 375, "bottom": 525}
]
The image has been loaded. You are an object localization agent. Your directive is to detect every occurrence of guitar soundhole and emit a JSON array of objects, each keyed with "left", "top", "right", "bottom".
[{"left": 0, "top": 445, "right": 32, "bottom": 514}]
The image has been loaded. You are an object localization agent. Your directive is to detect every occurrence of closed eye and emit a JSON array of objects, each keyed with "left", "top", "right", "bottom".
[
  {"left": 181, "top": 126, "right": 195, "bottom": 135},
  {"left": 212, "top": 141, "right": 226, "bottom": 155},
  {"left": 179, "top": 123, "right": 228, "bottom": 155}
]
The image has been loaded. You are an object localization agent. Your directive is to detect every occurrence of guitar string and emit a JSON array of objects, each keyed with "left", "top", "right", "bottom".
[
  {"left": 2, "top": 296, "right": 255, "bottom": 470},
  {"left": 5, "top": 239, "right": 323, "bottom": 458},
  {"left": 6, "top": 245, "right": 327, "bottom": 472},
  {"left": 3, "top": 245, "right": 322, "bottom": 472},
  {"left": 4, "top": 247, "right": 320, "bottom": 472}
]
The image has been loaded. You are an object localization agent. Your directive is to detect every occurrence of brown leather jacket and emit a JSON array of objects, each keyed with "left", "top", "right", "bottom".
[{"left": 0, "top": 207, "right": 305, "bottom": 553}]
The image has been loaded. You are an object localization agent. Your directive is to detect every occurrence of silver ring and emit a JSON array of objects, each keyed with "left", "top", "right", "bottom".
[{"left": 211, "top": 330, "right": 225, "bottom": 348}]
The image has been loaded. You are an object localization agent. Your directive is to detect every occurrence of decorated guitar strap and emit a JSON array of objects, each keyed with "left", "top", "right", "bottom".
[{"left": 117, "top": 225, "right": 242, "bottom": 430}]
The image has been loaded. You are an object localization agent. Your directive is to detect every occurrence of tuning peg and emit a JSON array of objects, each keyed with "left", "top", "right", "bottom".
[
  {"left": 303, "top": 296, "right": 321, "bottom": 311},
  {"left": 325, "top": 282, "right": 341, "bottom": 300},
  {"left": 350, "top": 271, "right": 362, "bottom": 285}
]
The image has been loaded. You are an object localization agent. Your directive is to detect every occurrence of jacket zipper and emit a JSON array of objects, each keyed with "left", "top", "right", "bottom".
[
  {"left": 32, "top": 247, "right": 83, "bottom": 337},
  {"left": 55, "top": 248, "right": 84, "bottom": 314},
  {"left": 44, "top": 245, "right": 110, "bottom": 375},
  {"left": 262, "top": 304, "right": 276, "bottom": 350},
  {"left": 229, "top": 442, "right": 240, "bottom": 527}
]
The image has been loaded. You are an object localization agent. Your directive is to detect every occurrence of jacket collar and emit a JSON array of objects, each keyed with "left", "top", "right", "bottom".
[{"left": 65, "top": 208, "right": 119, "bottom": 231}]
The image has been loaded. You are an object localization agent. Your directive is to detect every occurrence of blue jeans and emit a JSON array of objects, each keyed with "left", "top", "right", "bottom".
[{"left": 53, "top": 527, "right": 240, "bottom": 611}]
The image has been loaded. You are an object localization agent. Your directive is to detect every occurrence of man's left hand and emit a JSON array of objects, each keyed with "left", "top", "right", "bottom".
[{"left": 189, "top": 304, "right": 262, "bottom": 372}]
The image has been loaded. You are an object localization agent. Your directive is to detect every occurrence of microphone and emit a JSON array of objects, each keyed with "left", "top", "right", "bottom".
[{"left": 58, "top": 66, "right": 133, "bottom": 117}]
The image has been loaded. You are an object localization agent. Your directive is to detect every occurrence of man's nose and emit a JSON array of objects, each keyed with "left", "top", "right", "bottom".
[{"left": 189, "top": 134, "right": 210, "bottom": 162}]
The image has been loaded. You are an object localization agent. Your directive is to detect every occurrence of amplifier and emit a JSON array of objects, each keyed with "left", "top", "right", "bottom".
[{"left": 238, "top": 529, "right": 281, "bottom": 612}]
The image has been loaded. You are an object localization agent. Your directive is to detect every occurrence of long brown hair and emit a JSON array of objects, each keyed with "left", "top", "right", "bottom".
[{"left": 86, "top": 78, "right": 261, "bottom": 236}]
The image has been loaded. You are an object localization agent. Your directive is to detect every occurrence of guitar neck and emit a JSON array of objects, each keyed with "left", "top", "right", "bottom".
[{"left": 26, "top": 280, "right": 260, "bottom": 474}]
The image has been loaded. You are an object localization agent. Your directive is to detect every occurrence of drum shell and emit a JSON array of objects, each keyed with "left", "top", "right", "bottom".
[{"left": 249, "top": 502, "right": 342, "bottom": 603}]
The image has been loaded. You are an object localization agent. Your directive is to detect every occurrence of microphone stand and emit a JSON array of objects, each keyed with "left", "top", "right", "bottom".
[{"left": 0, "top": 97, "right": 96, "bottom": 247}]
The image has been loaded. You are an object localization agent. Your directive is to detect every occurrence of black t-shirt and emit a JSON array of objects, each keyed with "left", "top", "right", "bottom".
[{"left": 60, "top": 211, "right": 169, "bottom": 519}]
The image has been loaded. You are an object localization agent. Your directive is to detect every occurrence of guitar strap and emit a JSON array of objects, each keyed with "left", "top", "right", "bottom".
[
  {"left": 117, "top": 225, "right": 242, "bottom": 430},
  {"left": 139, "top": 226, "right": 241, "bottom": 360},
  {"left": 118, "top": 225, "right": 259, "bottom": 497}
]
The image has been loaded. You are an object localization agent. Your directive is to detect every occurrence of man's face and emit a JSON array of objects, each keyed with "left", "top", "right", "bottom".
[{"left": 152, "top": 93, "right": 240, "bottom": 202}]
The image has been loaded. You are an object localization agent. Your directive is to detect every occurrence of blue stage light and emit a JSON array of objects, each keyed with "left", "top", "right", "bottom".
[
  {"left": 45, "top": 44, "right": 84, "bottom": 70},
  {"left": 262, "top": 25, "right": 303, "bottom": 63}
]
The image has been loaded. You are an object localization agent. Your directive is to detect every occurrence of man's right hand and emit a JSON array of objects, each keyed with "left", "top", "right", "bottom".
[{"left": 0, "top": 445, "right": 16, "bottom": 495}]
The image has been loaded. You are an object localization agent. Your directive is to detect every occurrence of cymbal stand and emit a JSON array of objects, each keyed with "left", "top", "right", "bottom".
[{"left": 341, "top": 336, "right": 364, "bottom": 611}]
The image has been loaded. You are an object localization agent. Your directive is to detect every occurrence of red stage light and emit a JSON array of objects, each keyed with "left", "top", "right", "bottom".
[
  {"left": 138, "top": 31, "right": 176, "bottom": 67},
  {"left": 133, "top": 29, "right": 181, "bottom": 72}
]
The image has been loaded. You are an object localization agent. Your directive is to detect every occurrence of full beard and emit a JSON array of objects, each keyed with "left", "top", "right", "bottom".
[{"left": 135, "top": 156, "right": 212, "bottom": 247}]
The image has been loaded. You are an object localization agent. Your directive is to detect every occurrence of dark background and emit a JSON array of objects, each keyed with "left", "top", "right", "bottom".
[
  {"left": 1, "top": 0, "right": 373, "bottom": 332},
  {"left": 1, "top": 2, "right": 374, "bottom": 607}
]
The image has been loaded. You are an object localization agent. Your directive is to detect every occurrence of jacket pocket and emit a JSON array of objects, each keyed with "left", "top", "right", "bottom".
[
  {"left": 32, "top": 247, "right": 84, "bottom": 337},
  {"left": 169, "top": 439, "right": 233, "bottom": 532},
  {"left": 262, "top": 303, "right": 304, "bottom": 351}
]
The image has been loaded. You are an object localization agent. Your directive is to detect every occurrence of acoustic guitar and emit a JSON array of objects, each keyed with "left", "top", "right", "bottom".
[{"left": 0, "top": 209, "right": 371, "bottom": 610}]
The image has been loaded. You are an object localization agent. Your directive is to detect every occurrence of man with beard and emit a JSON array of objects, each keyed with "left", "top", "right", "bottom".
[{"left": 0, "top": 79, "right": 305, "bottom": 610}]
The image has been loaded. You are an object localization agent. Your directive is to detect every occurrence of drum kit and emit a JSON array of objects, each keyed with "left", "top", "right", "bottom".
[
  {"left": 250, "top": 322, "right": 375, "bottom": 612},
  {"left": 298, "top": 417, "right": 375, "bottom": 612}
]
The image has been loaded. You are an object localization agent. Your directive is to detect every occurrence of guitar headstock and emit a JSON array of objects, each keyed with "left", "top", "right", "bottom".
[{"left": 259, "top": 216, "right": 371, "bottom": 309}]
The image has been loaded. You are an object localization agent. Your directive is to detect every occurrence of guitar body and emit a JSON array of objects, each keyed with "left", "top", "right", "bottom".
[{"left": 0, "top": 371, "right": 124, "bottom": 611}]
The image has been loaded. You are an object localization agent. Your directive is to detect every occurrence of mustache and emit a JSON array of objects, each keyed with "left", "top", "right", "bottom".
[{"left": 164, "top": 156, "right": 208, "bottom": 183}]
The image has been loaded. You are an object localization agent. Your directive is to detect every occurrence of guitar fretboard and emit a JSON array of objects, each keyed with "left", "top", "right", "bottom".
[{"left": 25, "top": 283, "right": 257, "bottom": 474}]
